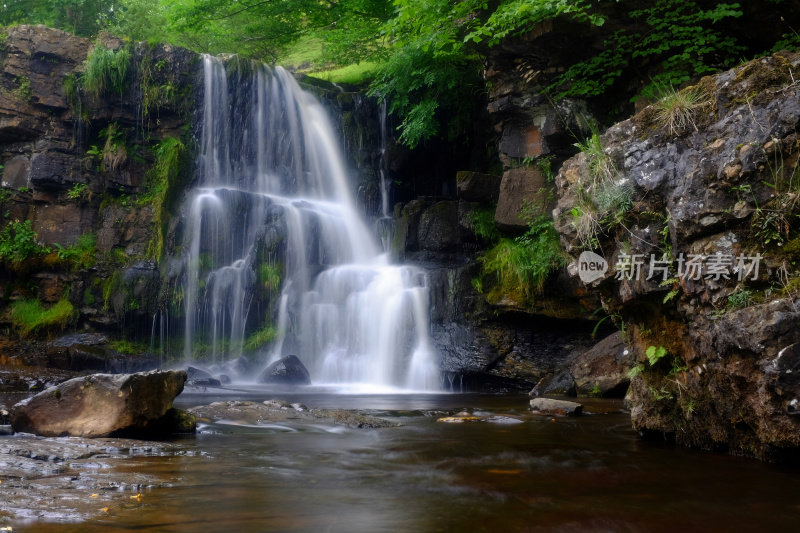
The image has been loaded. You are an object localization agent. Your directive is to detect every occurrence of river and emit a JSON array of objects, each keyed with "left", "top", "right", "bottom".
[{"left": 5, "top": 391, "right": 800, "bottom": 532}]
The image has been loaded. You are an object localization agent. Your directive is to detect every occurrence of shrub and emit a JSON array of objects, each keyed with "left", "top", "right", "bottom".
[{"left": 0, "top": 220, "right": 49, "bottom": 266}]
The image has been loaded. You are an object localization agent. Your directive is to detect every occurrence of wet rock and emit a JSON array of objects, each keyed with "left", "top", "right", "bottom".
[
  {"left": 418, "top": 200, "right": 460, "bottom": 252},
  {"left": 188, "top": 400, "right": 399, "bottom": 429},
  {"left": 531, "top": 371, "right": 577, "bottom": 397},
  {"left": 494, "top": 166, "right": 553, "bottom": 232},
  {"left": 0, "top": 403, "right": 9, "bottom": 424},
  {"left": 258, "top": 355, "right": 311, "bottom": 385},
  {"left": 186, "top": 366, "right": 222, "bottom": 388},
  {"left": 437, "top": 416, "right": 481, "bottom": 423},
  {"left": 152, "top": 407, "right": 197, "bottom": 434},
  {"left": 11, "top": 370, "right": 187, "bottom": 437},
  {"left": 49, "top": 333, "right": 109, "bottom": 348},
  {"left": 530, "top": 398, "right": 583, "bottom": 416},
  {"left": 456, "top": 171, "right": 501, "bottom": 202},
  {"left": 570, "top": 331, "right": 634, "bottom": 397},
  {"left": 45, "top": 334, "right": 157, "bottom": 373},
  {"left": 0, "top": 435, "right": 187, "bottom": 522}
]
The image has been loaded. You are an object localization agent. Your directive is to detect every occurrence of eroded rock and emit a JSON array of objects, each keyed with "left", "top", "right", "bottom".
[{"left": 11, "top": 370, "right": 187, "bottom": 437}]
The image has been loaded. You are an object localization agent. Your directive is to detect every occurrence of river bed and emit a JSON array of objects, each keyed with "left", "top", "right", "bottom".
[{"left": 2, "top": 391, "right": 800, "bottom": 532}]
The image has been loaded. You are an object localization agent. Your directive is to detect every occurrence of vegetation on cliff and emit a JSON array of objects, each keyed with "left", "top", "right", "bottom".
[{"left": 5, "top": 1, "right": 799, "bottom": 147}]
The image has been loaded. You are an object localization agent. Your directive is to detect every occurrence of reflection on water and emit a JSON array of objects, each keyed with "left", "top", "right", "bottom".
[{"left": 9, "top": 393, "right": 800, "bottom": 532}]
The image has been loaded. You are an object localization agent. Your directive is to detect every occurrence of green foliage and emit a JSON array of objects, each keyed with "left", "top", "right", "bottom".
[
  {"left": 13, "top": 75, "right": 32, "bottom": 101},
  {"left": 109, "top": 339, "right": 150, "bottom": 355},
  {"left": 0, "top": 219, "right": 49, "bottom": 266},
  {"left": 646, "top": 345, "right": 668, "bottom": 366},
  {"left": 727, "top": 287, "right": 753, "bottom": 309},
  {"left": 140, "top": 137, "right": 187, "bottom": 259},
  {"left": 661, "top": 277, "right": 681, "bottom": 304},
  {"left": 53, "top": 233, "right": 97, "bottom": 270},
  {"left": 467, "top": 207, "right": 500, "bottom": 243},
  {"left": 0, "top": 0, "right": 114, "bottom": 36},
  {"left": 652, "top": 84, "right": 709, "bottom": 135},
  {"left": 258, "top": 263, "right": 282, "bottom": 292},
  {"left": 82, "top": 44, "right": 132, "bottom": 99},
  {"left": 480, "top": 215, "right": 566, "bottom": 304},
  {"left": 87, "top": 122, "right": 128, "bottom": 173},
  {"left": 244, "top": 324, "right": 278, "bottom": 352},
  {"left": 63, "top": 73, "right": 78, "bottom": 107},
  {"left": 548, "top": 1, "right": 745, "bottom": 100},
  {"left": 11, "top": 298, "right": 74, "bottom": 337},
  {"left": 66, "top": 182, "right": 89, "bottom": 200}
]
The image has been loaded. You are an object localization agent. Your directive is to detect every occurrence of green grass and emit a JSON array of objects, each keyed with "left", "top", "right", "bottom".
[
  {"left": 467, "top": 207, "right": 500, "bottom": 242},
  {"left": 258, "top": 263, "right": 281, "bottom": 292},
  {"left": 109, "top": 339, "right": 150, "bottom": 355},
  {"left": 11, "top": 298, "right": 74, "bottom": 337},
  {"left": 480, "top": 217, "right": 567, "bottom": 305},
  {"left": 141, "top": 137, "right": 187, "bottom": 259},
  {"left": 82, "top": 44, "right": 131, "bottom": 98},
  {"left": 652, "top": 84, "right": 708, "bottom": 135},
  {"left": 308, "top": 61, "right": 379, "bottom": 85},
  {"left": 277, "top": 36, "right": 324, "bottom": 69},
  {"left": 244, "top": 325, "right": 278, "bottom": 352},
  {"left": 53, "top": 232, "right": 97, "bottom": 270}
]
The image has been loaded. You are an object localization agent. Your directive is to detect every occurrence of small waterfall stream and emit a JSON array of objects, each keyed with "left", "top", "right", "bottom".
[{"left": 177, "top": 56, "right": 439, "bottom": 390}]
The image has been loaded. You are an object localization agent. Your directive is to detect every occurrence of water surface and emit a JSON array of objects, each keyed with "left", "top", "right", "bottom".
[{"left": 9, "top": 392, "right": 800, "bottom": 532}]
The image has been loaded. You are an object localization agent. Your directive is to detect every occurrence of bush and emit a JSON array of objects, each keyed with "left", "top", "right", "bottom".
[{"left": 0, "top": 220, "right": 49, "bottom": 266}]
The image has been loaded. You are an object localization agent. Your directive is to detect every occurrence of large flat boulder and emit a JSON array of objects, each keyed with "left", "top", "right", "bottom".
[{"left": 11, "top": 370, "right": 187, "bottom": 437}]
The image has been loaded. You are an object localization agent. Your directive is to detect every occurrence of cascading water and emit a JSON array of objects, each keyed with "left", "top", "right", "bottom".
[{"left": 178, "top": 55, "right": 440, "bottom": 390}]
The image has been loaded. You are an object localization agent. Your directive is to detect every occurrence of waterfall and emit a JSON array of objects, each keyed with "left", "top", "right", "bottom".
[{"left": 178, "top": 55, "right": 440, "bottom": 390}]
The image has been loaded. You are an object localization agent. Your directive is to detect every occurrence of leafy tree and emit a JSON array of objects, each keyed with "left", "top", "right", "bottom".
[{"left": 0, "top": 0, "right": 113, "bottom": 37}]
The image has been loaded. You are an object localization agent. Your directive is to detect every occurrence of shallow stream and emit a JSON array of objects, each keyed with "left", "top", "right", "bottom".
[{"left": 4, "top": 391, "right": 800, "bottom": 532}]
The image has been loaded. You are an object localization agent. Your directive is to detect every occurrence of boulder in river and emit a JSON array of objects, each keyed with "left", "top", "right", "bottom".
[
  {"left": 530, "top": 398, "right": 583, "bottom": 416},
  {"left": 258, "top": 355, "right": 311, "bottom": 385},
  {"left": 186, "top": 366, "right": 222, "bottom": 388},
  {"left": 11, "top": 370, "right": 188, "bottom": 437}
]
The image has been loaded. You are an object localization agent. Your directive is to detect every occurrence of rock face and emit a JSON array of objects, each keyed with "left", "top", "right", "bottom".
[
  {"left": 494, "top": 166, "right": 553, "bottom": 232},
  {"left": 258, "top": 355, "right": 311, "bottom": 385},
  {"left": 11, "top": 370, "right": 187, "bottom": 437},
  {"left": 456, "top": 171, "right": 501, "bottom": 202},
  {"left": 552, "top": 51, "right": 800, "bottom": 460}
]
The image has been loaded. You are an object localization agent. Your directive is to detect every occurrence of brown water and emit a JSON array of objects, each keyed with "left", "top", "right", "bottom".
[{"left": 7, "top": 392, "right": 800, "bottom": 532}]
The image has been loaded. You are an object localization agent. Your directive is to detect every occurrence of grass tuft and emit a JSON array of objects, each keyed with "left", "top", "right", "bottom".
[
  {"left": 11, "top": 298, "right": 74, "bottom": 337},
  {"left": 653, "top": 85, "right": 708, "bottom": 136}
]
